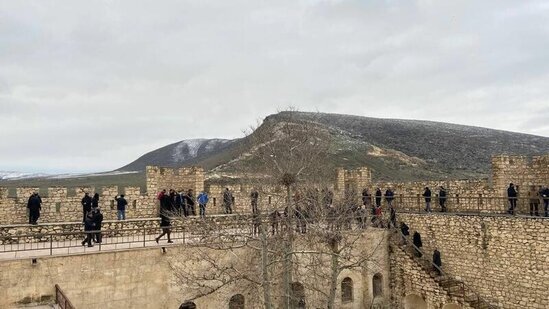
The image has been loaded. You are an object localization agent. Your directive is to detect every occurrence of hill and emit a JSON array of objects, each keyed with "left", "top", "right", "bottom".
[
  {"left": 119, "top": 138, "right": 238, "bottom": 171},
  {"left": 118, "top": 111, "right": 549, "bottom": 181}
]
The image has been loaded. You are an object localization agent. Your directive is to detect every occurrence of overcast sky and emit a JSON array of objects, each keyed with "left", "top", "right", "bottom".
[{"left": 1, "top": 0, "right": 548, "bottom": 173}]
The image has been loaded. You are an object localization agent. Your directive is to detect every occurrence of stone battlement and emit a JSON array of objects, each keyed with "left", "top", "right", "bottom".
[
  {"left": 491, "top": 154, "right": 549, "bottom": 194},
  {"left": 1, "top": 155, "right": 548, "bottom": 225}
]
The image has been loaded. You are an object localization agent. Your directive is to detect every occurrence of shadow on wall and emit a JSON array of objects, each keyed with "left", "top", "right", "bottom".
[{"left": 403, "top": 294, "right": 427, "bottom": 309}]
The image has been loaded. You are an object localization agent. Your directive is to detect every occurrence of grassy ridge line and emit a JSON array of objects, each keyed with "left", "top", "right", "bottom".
[{"left": 0, "top": 172, "right": 146, "bottom": 197}]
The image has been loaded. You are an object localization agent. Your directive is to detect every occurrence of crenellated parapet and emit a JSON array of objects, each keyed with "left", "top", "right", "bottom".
[
  {"left": 491, "top": 154, "right": 549, "bottom": 196},
  {"left": 146, "top": 165, "right": 204, "bottom": 195}
]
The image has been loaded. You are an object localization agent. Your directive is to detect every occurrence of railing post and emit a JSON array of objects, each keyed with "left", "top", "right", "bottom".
[
  {"left": 477, "top": 193, "right": 481, "bottom": 214},
  {"left": 143, "top": 228, "right": 146, "bottom": 248},
  {"left": 49, "top": 235, "right": 53, "bottom": 256}
]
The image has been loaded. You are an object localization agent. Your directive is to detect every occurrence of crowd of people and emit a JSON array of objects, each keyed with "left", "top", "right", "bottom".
[
  {"left": 21, "top": 183, "right": 549, "bottom": 248},
  {"left": 507, "top": 183, "right": 549, "bottom": 216},
  {"left": 154, "top": 188, "right": 210, "bottom": 243}
]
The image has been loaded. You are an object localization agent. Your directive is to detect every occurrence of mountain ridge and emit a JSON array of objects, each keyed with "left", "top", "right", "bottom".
[{"left": 117, "top": 111, "right": 549, "bottom": 181}]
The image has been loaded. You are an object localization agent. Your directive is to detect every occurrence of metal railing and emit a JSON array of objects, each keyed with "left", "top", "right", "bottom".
[
  {"left": 0, "top": 213, "right": 383, "bottom": 257},
  {"left": 362, "top": 195, "right": 549, "bottom": 216},
  {"left": 55, "top": 284, "right": 76, "bottom": 309},
  {"left": 0, "top": 201, "right": 546, "bottom": 259}
]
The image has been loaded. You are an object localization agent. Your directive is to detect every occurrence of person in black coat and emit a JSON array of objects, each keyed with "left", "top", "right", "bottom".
[
  {"left": 114, "top": 194, "right": 128, "bottom": 220},
  {"left": 541, "top": 186, "right": 549, "bottom": 217},
  {"left": 388, "top": 206, "right": 396, "bottom": 229},
  {"left": 175, "top": 190, "right": 184, "bottom": 216},
  {"left": 423, "top": 187, "right": 432, "bottom": 213},
  {"left": 81, "top": 212, "right": 95, "bottom": 247},
  {"left": 27, "top": 193, "right": 42, "bottom": 225},
  {"left": 185, "top": 189, "right": 196, "bottom": 216},
  {"left": 507, "top": 183, "right": 517, "bottom": 215},
  {"left": 250, "top": 190, "right": 259, "bottom": 214},
  {"left": 433, "top": 249, "right": 442, "bottom": 275},
  {"left": 413, "top": 231, "right": 423, "bottom": 257},
  {"left": 92, "top": 208, "right": 103, "bottom": 243},
  {"left": 385, "top": 188, "right": 394, "bottom": 207},
  {"left": 91, "top": 193, "right": 100, "bottom": 209},
  {"left": 160, "top": 193, "right": 173, "bottom": 216},
  {"left": 361, "top": 188, "right": 371, "bottom": 207},
  {"left": 156, "top": 204, "right": 173, "bottom": 244},
  {"left": 375, "top": 188, "right": 382, "bottom": 209},
  {"left": 223, "top": 188, "right": 233, "bottom": 214},
  {"left": 81, "top": 193, "right": 92, "bottom": 222},
  {"left": 438, "top": 186, "right": 447, "bottom": 212},
  {"left": 400, "top": 222, "right": 410, "bottom": 244}
]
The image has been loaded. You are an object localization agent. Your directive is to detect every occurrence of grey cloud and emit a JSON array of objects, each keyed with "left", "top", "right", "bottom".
[{"left": 0, "top": 0, "right": 548, "bottom": 173}]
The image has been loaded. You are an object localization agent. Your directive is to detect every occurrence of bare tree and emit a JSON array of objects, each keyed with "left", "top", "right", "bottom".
[{"left": 168, "top": 110, "right": 387, "bottom": 308}]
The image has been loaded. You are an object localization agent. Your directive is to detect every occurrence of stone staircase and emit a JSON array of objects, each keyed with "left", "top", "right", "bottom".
[{"left": 393, "top": 232, "right": 498, "bottom": 309}]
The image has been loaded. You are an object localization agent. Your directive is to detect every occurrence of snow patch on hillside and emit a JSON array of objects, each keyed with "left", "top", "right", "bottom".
[
  {"left": 48, "top": 171, "right": 139, "bottom": 179},
  {"left": 0, "top": 171, "right": 50, "bottom": 180},
  {"left": 172, "top": 139, "right": 231, "bottom": 163}
]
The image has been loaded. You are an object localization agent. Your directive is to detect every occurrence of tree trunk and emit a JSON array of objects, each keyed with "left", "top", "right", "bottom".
[
  {"left": 283, "top": 185, "right": 294, "bottom": 309},
  {"left": 260, "top": 223, "right": 273, "bottom": 309},
  {"left": 327, "top": 241, "right": 339, "bottom": 309}
]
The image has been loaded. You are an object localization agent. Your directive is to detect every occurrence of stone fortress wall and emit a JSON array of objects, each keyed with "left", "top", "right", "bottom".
[
  {"left": 0, "top": 229, "right": 390, "bottom": 309},
  {"left": 394, "top": 213, "right": 549, "bottom": 309},
  {"left": 0, "top": 166, "right": 206, "bottom": 225},
  {"left": 1, "top": 155, "right": 548, "bottom": 225},
  {"left": 1, "top": 155, "right": 548, "bottom": 308}
]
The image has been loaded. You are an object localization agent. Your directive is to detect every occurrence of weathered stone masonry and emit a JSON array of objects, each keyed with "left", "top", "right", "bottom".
[
  {"left": 1, "top": 155, "right": 547, "bottom": 224},
  {"left": 395, "top": 213, "right": 549, "bottom": 309}
]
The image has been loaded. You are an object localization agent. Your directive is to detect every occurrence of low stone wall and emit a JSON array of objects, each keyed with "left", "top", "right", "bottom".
[
  {"left": 0, "top": 247, "right": 182, "bottom": 309},
  {"left": 397, "top": 213, "right": 549, "bottom": 309}
]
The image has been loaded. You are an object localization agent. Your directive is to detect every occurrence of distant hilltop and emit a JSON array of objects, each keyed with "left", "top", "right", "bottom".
[{"left": 117, "top": 111, "right": 549, "bottom": 181}]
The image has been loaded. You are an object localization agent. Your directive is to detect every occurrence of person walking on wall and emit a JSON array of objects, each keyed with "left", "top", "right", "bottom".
[
  {"left": 362, "top": 188, "right": 371, "bottom": 208},
  {"left": 114, "top": 194, "right": 128, "bottom": 220},
  {"left": 438, "top": 186, "right": 447, "bottom": 212},
  {"left": 27, "top": 192, "right": 42, "bottom": 225},
  {"left": 91, "top": 193, "right": 100, "bottom": 210},
  {"left": 250, "top": 189, "right": 259, "bottom": 214},
  {"left": 270, "top": 209, "right": 281, "bottom": 235},
  {"left": 187, "top": 189, "right": 196, "bottom": 216},
  {"left": 433, "top": 249, "right": 442, "bottom": 275},
  {"left": 92, "top": 207, "right": 103, "bottom": 243},
  {"left": 174, "top": 189, "right": 184, "bottom": 216},
  {"left": 168, "top": 189, "right": 176, "bottom": 211},
  {"left": 541, "top": 186, "right": 549, "bottom": 217},
  {"left": 197, "top": 191, "right": 209, "bottom": 218},
  {"left": 413, "top": 231, "right": 423, "bottom": 257},
  {"left": 160, "top": 191, "right": 173, "bottom": 216},
  {"left": 507, "top": 183, "right": 517, "bottom": 215},
  {"left": 81, "top": 211, "right": 95, "bottom": 247},
  {"left": 400, "top": 222, "right": 410, "bottom": 245},
  {"left": 529, "top": 186, "right": 541, "bottom": 216},
  {"left": 223, "top": 188, "right": 233, "bottom": 214},
  {"left": 385, "top": 187, "right": 394, "bottom": 207},
  {"left": 156, "top": 195, "right": 173, "bottom": 243},
  {"left": 375, "top": 188, "right": 382, "bottom": 214},
  {"left": 81, "top": 192, "right": 92, "bottom": 222},
  {"left": 423, "top": 187, "right": 432, "bottom": 213},
  {"left": 388, "top": 206, "right": 397, "bottom": 229}
]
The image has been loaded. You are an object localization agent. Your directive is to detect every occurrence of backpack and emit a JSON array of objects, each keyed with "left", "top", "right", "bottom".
[{"left": 198, "top": 193, "right": 209, "bottom": 205}]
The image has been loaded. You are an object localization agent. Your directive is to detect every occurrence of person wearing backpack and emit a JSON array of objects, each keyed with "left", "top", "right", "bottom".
[{"left": 197, "top": 191, "right": 209, "bottom": 218}]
